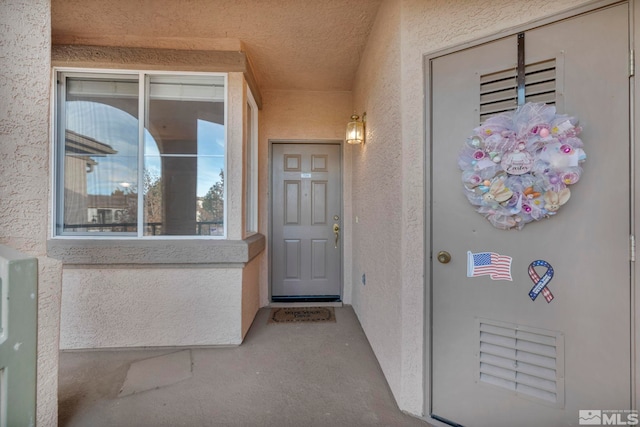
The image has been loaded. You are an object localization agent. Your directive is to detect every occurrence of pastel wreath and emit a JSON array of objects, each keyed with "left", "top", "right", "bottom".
[{"left": 459, "top": 102, "right": 585, "bottom": 230}]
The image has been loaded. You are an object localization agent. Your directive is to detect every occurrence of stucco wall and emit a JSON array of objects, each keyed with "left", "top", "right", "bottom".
[
  {"left": 258, "top": 90, "right": 354, "bottom": 305},
  {"left": 241, "top": 254, "right": 262, "bottom": 337},
  {"left": 350, "top": 0, "right": 404, "bottom": 407},
  {"left": 228, "top": 72, "right": 247, "bottom": 240},
  {"left": 0, "top": 1, "right": 60, "bottom": 425},
  {"left": 60, "top": 267, "right": 245, "bottom": 348},
  {"left": 352, "top": 0, "right": 599, "bottom": 416}
]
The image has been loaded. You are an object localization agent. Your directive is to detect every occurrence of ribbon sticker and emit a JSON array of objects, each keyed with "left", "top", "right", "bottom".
[{"left": 528, "top": 260, "right": 554, "bottom": 303}]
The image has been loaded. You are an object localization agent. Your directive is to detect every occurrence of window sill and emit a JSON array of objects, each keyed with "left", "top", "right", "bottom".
[{"left": 47, "top": 234, "right": 265, "bottom": 266}]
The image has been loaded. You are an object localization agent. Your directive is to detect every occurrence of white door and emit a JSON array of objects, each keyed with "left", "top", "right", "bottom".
[
  {"left": 271, "top": 143, "right": 342, "bottom": 302},
  {"left": 431, "top": 4, "right": 630, "bottom": 426}
]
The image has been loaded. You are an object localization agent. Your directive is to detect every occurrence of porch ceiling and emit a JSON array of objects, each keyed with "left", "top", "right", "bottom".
[{"left": 51, "top": 0, "right": 384, "bottom": 92}]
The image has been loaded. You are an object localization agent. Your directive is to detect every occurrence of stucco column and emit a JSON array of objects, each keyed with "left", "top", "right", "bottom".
[
  {"left": 226, "top": 72, "right": 244, "bottom": 240},
  {"left": 0, "top": 1, "right": 62, "bottom": 425}
]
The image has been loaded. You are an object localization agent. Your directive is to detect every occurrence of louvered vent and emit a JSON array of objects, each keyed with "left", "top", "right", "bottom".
[
  {"left": 480, "top": 59, "right": 557, "bottom": 123},
  {"left": 477, "top": 318, "right": 564, "bottom": 407}
]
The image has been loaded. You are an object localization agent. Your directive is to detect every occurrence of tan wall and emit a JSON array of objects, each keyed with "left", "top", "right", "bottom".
[
  {"left": 61, "top": 267, "right": 244, "bottom": 348},
  {"left": 227, "top": 72, "right": 247, "bottom": 240},
  {"left": 351, "top": 0, "right": 404, "bottom": 406},
  {"left": 258, "top": 90, "right": 354, "bottom": 305},
  {"left": 353, "top": 0, "right": 599, "bottom": 416},
  {"left": 241, "top": 254, "right": 262, "bottom": 337},
  {"left": 0, "top": 1, "right": 61, "bottom": 425}
]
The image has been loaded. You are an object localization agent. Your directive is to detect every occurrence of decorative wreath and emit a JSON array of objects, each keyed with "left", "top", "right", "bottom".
[{"left": 459, "top": 102, "right": 585, "bottom": 230}]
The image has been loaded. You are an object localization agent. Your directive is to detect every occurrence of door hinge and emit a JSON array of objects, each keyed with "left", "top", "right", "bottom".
[
  {"left": 631, "top": 234, "right": 636, "bottom": 262},
  {"left": 630, "top": 49, "right": 635, "bottom": 77}
]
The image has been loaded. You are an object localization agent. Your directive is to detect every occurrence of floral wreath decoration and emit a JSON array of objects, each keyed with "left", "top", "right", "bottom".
[{"left": 459, "top": 102, "right": 586, "bottom": 230}]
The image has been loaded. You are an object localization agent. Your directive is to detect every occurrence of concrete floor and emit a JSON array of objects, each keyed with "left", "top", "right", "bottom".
[{"left": 58, "top": 306, "right": 432, "bottom": 427}]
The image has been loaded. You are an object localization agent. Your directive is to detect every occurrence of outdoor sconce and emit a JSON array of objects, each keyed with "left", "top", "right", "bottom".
[{"left": 346, "top": 112, "right": 366, "bottom": 145}]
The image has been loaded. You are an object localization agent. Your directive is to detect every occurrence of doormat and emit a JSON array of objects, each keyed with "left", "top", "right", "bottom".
[{"left": 268, "top": 307, "right": 336, "bottom": 323}]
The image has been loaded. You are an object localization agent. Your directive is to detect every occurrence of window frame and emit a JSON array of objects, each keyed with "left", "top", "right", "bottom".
[
  {"left": 52, "top": 68, "right": 229, "bottom": 240},
  {"left": 244, "top": 83, "right": 259, "bottom": 236}
]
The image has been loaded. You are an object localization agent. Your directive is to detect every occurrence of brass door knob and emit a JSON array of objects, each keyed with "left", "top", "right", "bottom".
[{"left": 437, "top": 251, "right": 451, "bottom": 264}]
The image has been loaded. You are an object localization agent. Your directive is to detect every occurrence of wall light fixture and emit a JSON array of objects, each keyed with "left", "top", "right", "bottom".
[{"left": 346, "top": 112, "right": 366, "bottom": 145}]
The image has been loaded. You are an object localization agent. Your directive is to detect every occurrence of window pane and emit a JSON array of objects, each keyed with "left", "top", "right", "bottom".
[
  {"left": 144, "top": 75, "right": 225, "bottom": 236},
  {"left": 62, "top": 76, "right": 139, "bottom": 234}
]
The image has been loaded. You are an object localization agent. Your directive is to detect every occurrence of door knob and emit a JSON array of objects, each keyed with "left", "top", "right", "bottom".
[
  {"left": 437, "top": 251, "right": 451, "bottom": 264},
  {"left": 333, "top": 223, "right": 340, "bottom": 248}
]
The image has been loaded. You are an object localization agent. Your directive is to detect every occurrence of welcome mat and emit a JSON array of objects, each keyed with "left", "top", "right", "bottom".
[{"left": 268, "top": 307, "right": 336, "bottom": 323}]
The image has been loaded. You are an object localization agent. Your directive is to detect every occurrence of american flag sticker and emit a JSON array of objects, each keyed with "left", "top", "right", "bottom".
[{"left": 467, "top": 251, "right": 513, "bottom": 281}]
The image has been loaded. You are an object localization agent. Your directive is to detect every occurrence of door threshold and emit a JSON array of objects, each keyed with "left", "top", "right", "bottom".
[{"left": 270, "top": 301, "right": 343, "bottom": 308}]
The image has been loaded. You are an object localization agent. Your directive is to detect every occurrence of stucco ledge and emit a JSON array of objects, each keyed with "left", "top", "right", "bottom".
[{"left": 47, "top": 234, "right": 265, "bottom": 266}]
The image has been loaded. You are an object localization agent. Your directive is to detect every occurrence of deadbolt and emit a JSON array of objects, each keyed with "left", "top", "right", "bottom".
[{"left": 437, "top": 251, "right": 452, "bottom": 264}]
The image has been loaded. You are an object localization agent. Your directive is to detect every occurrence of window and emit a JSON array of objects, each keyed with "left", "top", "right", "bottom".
[
  {"left": 55, "top": 71, "right": 227, "bottom": 237},
  {"left": 245, "top": 85, "right": 258, "bottom": 235}
]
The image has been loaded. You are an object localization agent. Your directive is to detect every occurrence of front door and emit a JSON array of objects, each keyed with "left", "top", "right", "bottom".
[
  {"left": 271, "top": 143, "right": 342, "bottom": 301},
  {"left": 431, "top": 4, "right": 630, "bottom": 426}
]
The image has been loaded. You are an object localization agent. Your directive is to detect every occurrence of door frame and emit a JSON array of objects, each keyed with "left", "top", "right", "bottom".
[
  {"left": 422, "top": 0, "right": 637, "bottom": 420},
  {"left": 268, "top": 139, "right": 344, "bottom": 303}
]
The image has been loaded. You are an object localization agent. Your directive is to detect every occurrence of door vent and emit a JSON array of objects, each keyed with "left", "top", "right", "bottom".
[
  {"left": 477, "top": 318, "right": 565, "bottom": 407},
  {"left": 480, "top": 58, "right": 557, "bottom": 123}
]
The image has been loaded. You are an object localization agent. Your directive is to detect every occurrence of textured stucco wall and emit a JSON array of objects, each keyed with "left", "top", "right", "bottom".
[
  {"left": 352, "top": 0, "right": 598, "bottom": 416},
  {"left": 258, "top": 90, "right": 354, "bottom": 305},
  {"left": 0, "top": 1, "right": 61, "bottom": 425},
  {"left": 351, "top": 0, "right": 404, "bottom": 406},
  {"left": 241, "top": 254, "right": 262, "bottom": 337},
  {"left": 60, "top": 268, "right": 244, "bottom": 348},
  {"left": 227, "top": 72, "right": 246, "bottom": 240}
]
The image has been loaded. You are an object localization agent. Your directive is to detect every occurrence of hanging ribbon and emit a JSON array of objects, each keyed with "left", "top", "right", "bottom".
[
  {"left": 528, "top": 260, "right": 554, "bottom": 303},
  {"left": 517, "top": 32, "right": 526, "bottom": 106}
]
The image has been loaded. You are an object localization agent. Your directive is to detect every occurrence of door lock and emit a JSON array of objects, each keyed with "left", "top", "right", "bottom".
[{"left": 437, "top": 251, "right": 451, "bottom": 264}]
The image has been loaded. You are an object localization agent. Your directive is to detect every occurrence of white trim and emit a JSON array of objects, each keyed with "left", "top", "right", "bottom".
[
  {"left": 50, "top": 235, "right": 230, "bottom": 241},
  {"left": 0, "top": 367, "right": 6, "bottom": 427},
  {"left": 143, "top": 154, "right": 225, "bottom": 158},
  {"left": 137, "top": 72, "right": 146, "bottom": 237},
  {"left": 419, "top": 0, "right": 625, "bottom": 61},
  {"left": 49, "top": 68, "right": 59, "bottom": 240},
  {"left": 245, "top": 82, "right": 259, "bottom": 236},
  {"left": 631, "top": 0, "right": 639, "bottom": 411},
  {"left": 53, "top": 66, "right": 228, "bottom": 77},
  {"left": 222, "top": 73, "right": 229, "bottom": 239}
]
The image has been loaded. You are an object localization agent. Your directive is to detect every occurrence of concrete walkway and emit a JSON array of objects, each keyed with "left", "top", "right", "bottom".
[{"left": 59, "top": 306, "right": 431, "bottom": 427}]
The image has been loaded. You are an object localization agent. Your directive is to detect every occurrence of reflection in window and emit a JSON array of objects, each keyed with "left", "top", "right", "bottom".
[
  {"left": 62, "top": 77, "right": 139, "bottom": 234},
  {"left": 56, "top": 73, "right": 226, "bottom": 237},
  {"left": 144, "top": 75, "right": 225, "bottom": 236}
]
